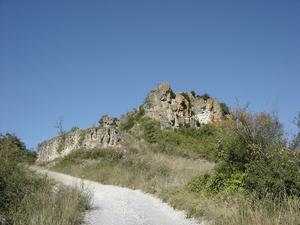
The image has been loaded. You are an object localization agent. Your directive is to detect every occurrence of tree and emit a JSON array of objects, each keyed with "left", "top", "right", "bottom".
[
  {"left": 290, "top": 112, "right": 300, "bottom": 151},
  {"left": 54, "top": 116, "right": 67, "bottom": 153},
  {"left": 54, "top": 116, "right": 65, "bottom": 136}
]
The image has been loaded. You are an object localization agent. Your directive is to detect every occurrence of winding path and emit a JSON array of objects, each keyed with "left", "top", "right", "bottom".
[{"left": 34, "top": 168, "right": 205, "bottom": 225}]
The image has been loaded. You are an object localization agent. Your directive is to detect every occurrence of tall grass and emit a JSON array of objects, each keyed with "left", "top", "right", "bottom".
[
  {"left": 11, "top": 175, "right": 90, "bottom": 225},
  {"left": 212, "top": 195, "right": 300, "bottom": 225},
  {"left": 51, "top": 126, "right": 300, "bottom": 225},
  {"left": 0, "top": 133, "right": 91, "bottom": 225},
  {"left": 52, "top": 147, "right": 214, "bottom": 197},
  {"left": 50, "top": 110, "right": 300, "bottom": 225}
]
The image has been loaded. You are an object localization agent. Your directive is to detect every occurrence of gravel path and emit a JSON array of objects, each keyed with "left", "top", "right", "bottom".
[{"left": 33, "top": 168, "right": 205, "bottom": 225}]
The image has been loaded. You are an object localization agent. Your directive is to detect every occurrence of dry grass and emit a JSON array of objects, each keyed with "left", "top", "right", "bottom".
[
  {"left": 164, "top": 189, "right": 300, "bottom": 225},
  {"left": 53, "top": 148, "right": 214, "bottom": 192},
  {"left": 211, "top": 195, "right": 300, "bottom": 225},
  {"left": 10, "top": 175, "right": 91, "bottom": 225},
  {"left": 4, "top": 172, "right": 90, "bottom": 225},
  {"left": 51, "top": 147, "right": 300, "bottom": 225}
]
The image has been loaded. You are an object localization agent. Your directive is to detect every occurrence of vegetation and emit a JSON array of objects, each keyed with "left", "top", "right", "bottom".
[
  {"left": 0, "top": 133, "right": 90, "bottom": 225},
  {"left": 191, "top": 90, "right": 196, "bottom": 97},
  {"left": 200, "top": 93, "right": 211, "bottom": 100},
  {"left": 119, "top": 105, "right": 145, "bottom": 131},
  {"left": 50, "top": 108, "right": 300, "bottom": 225},
  {"left": 189, "top": 110, "right": 300, "bottom": 198},
  {"left": 290, "top": 112, "right": 300, "bottom": 151},
  {"left": 52, "top": 147, "right": 215, "bottom": 211},
  {"left": 220, "top": 102, "right": 230, "bottom": 115},
  {"left": 138, "top": 117, "right": 219, "bottom": 160}
]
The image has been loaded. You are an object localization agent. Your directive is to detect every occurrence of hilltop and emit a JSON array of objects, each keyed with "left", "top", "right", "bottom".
[
  {"left": 37, "top": 82, "right": 229, "bottom": 162},
  {"left": 35, "top": 82, "right": 300, "bottom": 225}
]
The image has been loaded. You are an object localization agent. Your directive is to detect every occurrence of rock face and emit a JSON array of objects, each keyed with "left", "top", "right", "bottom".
[
  {"left": 143, "top": 82, "right": 224, "bottom": 128},
  {"left": 37, "top": 82, "right": 227, "bottom": 162},
  {"left": 37, "top": 116, "right": 122, "bottom": 162}
]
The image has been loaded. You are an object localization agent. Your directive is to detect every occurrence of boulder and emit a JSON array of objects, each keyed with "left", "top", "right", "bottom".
[{"left": 143, "top": 82, "right": 224, "bottom": 128}]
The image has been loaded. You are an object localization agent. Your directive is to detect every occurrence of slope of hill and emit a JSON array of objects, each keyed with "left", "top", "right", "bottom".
[
  {"left": 37, "top": 82, "right": 228, "bottom": 162},
  {"left": 37, "top": 82, "right": 300, "bottom": 225}
]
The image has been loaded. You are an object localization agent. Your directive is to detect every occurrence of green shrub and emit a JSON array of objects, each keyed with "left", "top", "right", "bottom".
[
  {"left": 188, "top": 174, "right": 210, "bottom": 193},
  {"left": 0, "top": 133, "right": 36, "bottom": 163},
  {"left": 11, "top": 177, "right": 90, "bottom": 225},
  {"left": 120, "top": 114, "right": 136, "bottom": 131},
  {"left": 290, "top": 112, "right": 300, "bottom": 151},
  {"left": 120, "top": 106, "right": 145, "bottom": 131},
  {"left": 139, "top": 117, "right": 161, "bottom": 143},
  {"left": 56, "top": 148, "right": 124, "bottom": 169},
  {"left": 99, "top": 115, "right": 108, "bottom": 126},
  {"left": 220, "top": 102, "right": 230, "bottom": 115},
  {"left": 244, "top": 150, "right": 300, "bottom": 198},
  {"left": 189, "top": 109, "right": 300, "bottom": 198},
  {"left": 139, "top": 118, "right": 219, "bottom": 160},
  {"left": 200, "top": 93, "right": 210, "bottom": 101},
  {"left": 0, "top": 133, "right": 89, "bottom": 224}
]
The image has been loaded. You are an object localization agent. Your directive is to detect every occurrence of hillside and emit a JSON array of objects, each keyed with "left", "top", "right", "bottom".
[
  {"left": 36, "top": 82, "right": 300, "bottom": 225},
  {"left": 0, "top": 133, "right": 90, "bottom": 225},
  {"left": 37, "top": 82, "right": 229, "bottom": 162}
]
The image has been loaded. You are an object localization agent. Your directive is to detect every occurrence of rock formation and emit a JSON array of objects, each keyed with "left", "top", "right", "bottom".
[
  {"left": 143, "top": 82, "right": 224, "bottom": 128},
  {"left": 37, "top": 116, "right": 122, "bottom": 162},
  {"left": 37, "top": 82, "right": 227, "bottom": 162}
]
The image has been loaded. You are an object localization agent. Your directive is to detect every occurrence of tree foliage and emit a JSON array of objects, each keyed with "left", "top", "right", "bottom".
[
  {"left": 189, "top": 109, "right": 300, "bottom": 198},
  {"left": 290, "top": 112, "right": 300, "bottom": 151}
]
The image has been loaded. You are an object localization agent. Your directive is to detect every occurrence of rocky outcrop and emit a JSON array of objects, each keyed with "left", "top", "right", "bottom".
[
  {"left": 37, "top": 116, "right": 122, "bottom": 162},
  {"left": 143, "top": 82, "right": 224, "bottom": 128},
  {"left": 37, "top": 82, "right": 228, "bottom": 162}
]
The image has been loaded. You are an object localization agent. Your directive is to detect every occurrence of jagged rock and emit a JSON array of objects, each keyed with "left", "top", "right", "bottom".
[
  {"left": 99, "top": 115, "right": 120, "bottom": 128},
  {"left": 37, "top": 82, "right": 227, "bottom": 162},
  {"left": 143, "top": 82, "right": 224, "bottom": 128},
  {"left": 37, "top": 116, "right": 122, "bottom": 162}
]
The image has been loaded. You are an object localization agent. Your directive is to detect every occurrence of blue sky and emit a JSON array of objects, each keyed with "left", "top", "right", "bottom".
[{"left": 1, "top": 0, "right": 299, "bottom": 149}]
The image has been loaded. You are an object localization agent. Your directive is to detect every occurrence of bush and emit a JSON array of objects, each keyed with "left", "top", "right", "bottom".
[
  {"left": 0, "top": 133, "right": 90, "bottom": 224},
  {"left": 120, "top": 106, "right": 145, "bottom": 131},
  {"left": 191, "top": 90, "right": 196, "bottom": 97},
  {"left": 139, "top": 117, "right": 161, "bottom": 143},
  {"left": 220, "top": 102, "right": 230, "bottom": 115},
  {"left": 244, "top": 150, "right": 300, "bottom": 198},
  {"left": 120, "top": 114, "right": 136, "bottom": 131},
  {"left": 58, "top": 148, "right": 124, "bottom": 167},
  {"left": 0, "top": 133, "right": 36, "bottom": 163},
  {"left": 200, "top": 93, "right": 210, "bottom": 101},
  {"left": 11, "top": 177, "right": 90, "bottom": 225},
  {"left": 189, "top": 109, "right": 300, "bottom": 198},
  {"left": 138, "top": 117, "right": 219, "bottom": 160},
  {"left": 290, "top": 112, "right": 300, "bottom": 151}
]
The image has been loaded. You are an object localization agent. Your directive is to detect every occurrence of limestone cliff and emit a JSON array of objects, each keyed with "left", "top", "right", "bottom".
[
  {"left": 37, "top": 82, "right": 228, "bottom": 162},
  {"left": 37, "top": 116, "right": 122, "bottom": 162},
  {"left": 143, "top": 82, "right": 225, "bottom": 128}
]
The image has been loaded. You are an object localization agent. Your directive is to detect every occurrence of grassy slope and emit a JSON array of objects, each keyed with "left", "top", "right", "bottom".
[
  {"left": 10, "top": 170, "right": 91, "bottom": 225},
  {"left": 0, "top": 133, "right": 90, "bottom": 225},
  {"left": 52, "top": 147, "right": 300, "bottom": 225},
  {"left": 52, "top": 148, "right": 214, "bottom": 215},
  {"left": 50, "top": 113, "right": 300, "bottom": 225}
]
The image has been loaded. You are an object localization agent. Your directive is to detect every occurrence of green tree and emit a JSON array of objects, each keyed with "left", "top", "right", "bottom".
[{"left": 290, "top": 112, "right": 300, "bottom": 151}]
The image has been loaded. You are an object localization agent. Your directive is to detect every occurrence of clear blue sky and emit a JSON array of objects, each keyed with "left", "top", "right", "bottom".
[{"left": 1, "top": 0, "right": 299, "bottom": 149}]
